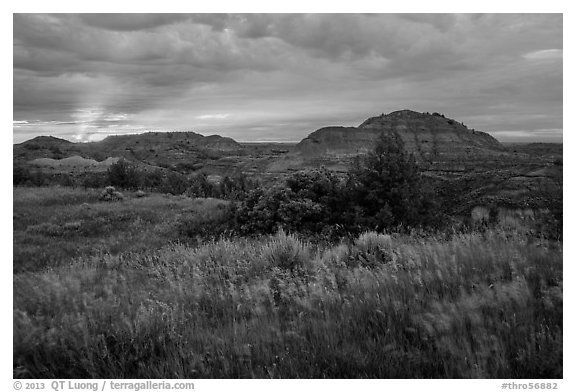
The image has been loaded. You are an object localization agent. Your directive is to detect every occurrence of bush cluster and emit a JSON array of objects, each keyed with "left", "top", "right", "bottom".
[
  {"left": 13, "top": 165, "right": 75, "bottom": 187},
  {"left": 234, "top": 132, "right": 444, "bottom": 236},
  {"left": 104, "top": 159, "right": 256, "bottom": 199},
  {"left": 99, "top": 186, "right": 124, "bottom": 202},
  {"left": 15, "top": 157, "right": 256, "bottom": 202}
]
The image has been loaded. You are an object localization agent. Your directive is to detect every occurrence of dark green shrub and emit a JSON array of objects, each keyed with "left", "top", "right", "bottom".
[
  {"left": 107, "top": 159, "right": 140, "bottom": 190},
  {"left": 234, "top": 186, "right": 291, "bottom": 234},
  {"left": 13, "top": 165, "right": 31, "bottom": 185},
  {"left": 218, "top": 173, "right": 256, "bottom": 200},
  {"left": 186, "top": 173, "right": 214, "bottom": 198},
  {"left": 140, "top": 169, "right": 163, "bottom": 190},
  {"left": 234, "top": 168, "right": 349, "bottom": 235},
  {"left": 82, "top": 173, "right": 108, "bottom": 189},
  {"left": 159, "top": 171, "right": 188, "bottom": 195}
]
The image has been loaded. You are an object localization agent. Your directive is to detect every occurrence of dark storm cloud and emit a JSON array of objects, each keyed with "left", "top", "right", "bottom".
[
  {"left": 79, "top": 14, "right": 192, "bottom": 31},
  {"left": 13, "top": 13, "right": 562, "bottom": 143}
]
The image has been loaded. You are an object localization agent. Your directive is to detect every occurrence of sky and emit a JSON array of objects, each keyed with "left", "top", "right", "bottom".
[{"left": 13, "top": 13, "right": 563, "bottom": 144}]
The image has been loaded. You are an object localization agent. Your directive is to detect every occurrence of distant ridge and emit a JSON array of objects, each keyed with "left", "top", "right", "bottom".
[
  {"left": 17, "top": 135, "right": 72, "bottom": 146},
  {"left": 13, "top": 131, "right": 244, "bottom": 168},
  {"left": 98, "top": 131, "right": 241, "bottom": 151},
  {"left": 295, "top": 110, "right": 504, "bottom": 159}
]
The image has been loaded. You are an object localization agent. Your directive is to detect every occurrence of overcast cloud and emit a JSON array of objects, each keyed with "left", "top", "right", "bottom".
[{"left": 13, "top": 13, "right": 562, "bottom": 143}]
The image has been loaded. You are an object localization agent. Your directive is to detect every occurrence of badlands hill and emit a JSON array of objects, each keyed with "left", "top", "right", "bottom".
[
  {"left": 295, "top": 110, "right": 504, "bottom": 160},
  {"left": 19, "top": 135, "right": 72, "bottom": 147},
  {"left": 14, "top": 131, "right": 243, "bottom": 172},
  {"left": 97, "top": 131, "right": 241, "bottom": 153}
]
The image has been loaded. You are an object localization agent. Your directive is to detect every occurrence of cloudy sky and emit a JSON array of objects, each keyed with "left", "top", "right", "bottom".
[{"left": 13, "top": 13, "right": 562, "bottom": 144}]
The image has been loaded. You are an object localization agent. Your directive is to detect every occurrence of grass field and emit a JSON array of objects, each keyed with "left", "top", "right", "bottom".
[
  {"left": 13, "top": 186, "right": 229, "bottom": 273},
  {"left": 13, "top": 186, "right": 562, "bottom": 378}
]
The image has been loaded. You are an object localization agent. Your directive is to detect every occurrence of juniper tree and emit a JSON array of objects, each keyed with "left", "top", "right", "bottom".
[{"left": 347, "top": 131, "right": 438, "bottom": 230}]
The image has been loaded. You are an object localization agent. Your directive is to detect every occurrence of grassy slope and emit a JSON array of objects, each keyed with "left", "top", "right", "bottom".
[
  {"left": 13, "top": 187, "right": 562, "bottom": 378},
  {"left": 13, "top": 187, "right": 228, "bottom": 273}
]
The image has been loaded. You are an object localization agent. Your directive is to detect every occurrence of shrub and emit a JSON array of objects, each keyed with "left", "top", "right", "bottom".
[
  {"left": 13, "top": 166, "right": 50, "bottom": 186},
  {"left": 139, "top": 169, "right": 164, "bottom": 190},
  {"left": 218, "top": 173, "right": 256, "bottom": 200},
  {"left": 13, "top": 165, "right": 31, "bottom": 185},
  {"left": 99, "top": 186, "right": 124, "bottom": 202},
  {"left": 261, "top": 229, "right": 311, "bottom": 271},
  {"left": 355, "top": 231, "right": 392, "bottom": 252},
  {"left": 320, "top": 243, "right": 351, "bottom": 267},
  {"left": 82, "top": 173, "right": 107, "bottom": 189},
  {"left": 234, "top": 186, "right": 292, "bottom": 234},
  {"left": 234, "top": 173, "right": 344, "bottom": 235},
  {"left": 107, "top": 159, "right": 140, "bottom": 190},
  {"left": 277, "top": 198, "right": 324, "bottom": 233},
  {"left": 352, "top": 231, "right": 395, "bottom": 267},
  {"left": 186, "top": 173, "right": 214, "bottom": 198},
  {"left": 159, "top": 171, "right": 188, "bottom": 195}
]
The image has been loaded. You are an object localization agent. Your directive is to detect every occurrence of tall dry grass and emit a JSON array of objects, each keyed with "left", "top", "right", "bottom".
[{"left": 14, "top": 228, "right": 562, "bottom": 378}]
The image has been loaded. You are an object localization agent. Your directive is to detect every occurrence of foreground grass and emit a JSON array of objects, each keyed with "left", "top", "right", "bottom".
[{"left": 14, "top": 226, "right": 562, "bottom": 378}]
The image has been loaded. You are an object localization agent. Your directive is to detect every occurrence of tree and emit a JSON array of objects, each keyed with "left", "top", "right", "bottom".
[
  {"left": 186, "top": 173, "right": 214, "bottom": 198},
  {"left": 346, "top": 131, "right": 440, "bottom": 230}
]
